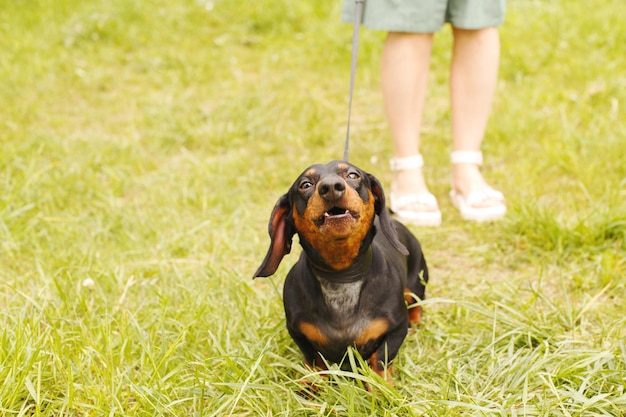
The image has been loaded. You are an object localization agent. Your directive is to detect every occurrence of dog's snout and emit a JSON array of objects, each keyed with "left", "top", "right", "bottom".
[{"left": 318, "top": 176, "right": 346, "bottom": 203}]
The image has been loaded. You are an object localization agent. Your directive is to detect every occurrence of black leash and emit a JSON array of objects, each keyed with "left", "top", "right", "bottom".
[{"left": 343, "top": 0, "right": 364, "bottom": 162}]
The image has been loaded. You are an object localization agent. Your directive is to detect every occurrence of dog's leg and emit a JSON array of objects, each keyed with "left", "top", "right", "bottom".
[
  {"left": 364, "top": 324, "right": 408, "bottom": 388},
  {"left": 404, "top": 288, "right": 423, "bottom": 326}
]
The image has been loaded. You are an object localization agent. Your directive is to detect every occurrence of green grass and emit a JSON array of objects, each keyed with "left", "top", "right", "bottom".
[{"left": 1, "top": 0, "right": 625, "bottom": 415}]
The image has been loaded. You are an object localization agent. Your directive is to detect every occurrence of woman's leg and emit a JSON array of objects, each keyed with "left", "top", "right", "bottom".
[
  {"left": 449, "top": 26, "right": 501, "bottom": 202},
  {"left": 381, "top": 32, "right": 435, "bottom": 198}
]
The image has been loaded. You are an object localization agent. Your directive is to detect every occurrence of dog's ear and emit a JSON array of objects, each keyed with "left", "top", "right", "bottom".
[
  {"left": 368, "top": 173, "right": 409, "bottom": 256},
  {"left": 253, "top": 194, "right": 295, "bottom": 278}
]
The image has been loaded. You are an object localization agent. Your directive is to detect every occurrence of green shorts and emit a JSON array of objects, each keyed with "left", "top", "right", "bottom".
[{"left": 341, "top": 0, "right": 506, "bottom": 33}]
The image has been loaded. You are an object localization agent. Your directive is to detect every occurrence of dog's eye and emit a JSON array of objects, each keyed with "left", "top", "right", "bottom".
[
  {"left": 299, "top": 180, "right": 313, "bottom": 190},
  {"left": 347, "top": 172, "right": 360, "bottom": 180}
]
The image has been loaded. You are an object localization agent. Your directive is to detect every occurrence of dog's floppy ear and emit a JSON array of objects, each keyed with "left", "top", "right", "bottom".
[
  {"left": 368, "top": 173, "right": 409, "bottom": 256},
  {"left": 253, "top": 194, "right": 295, "bottom": 278}
]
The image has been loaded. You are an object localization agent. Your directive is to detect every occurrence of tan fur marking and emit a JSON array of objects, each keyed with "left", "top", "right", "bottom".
[
  {"left": 299, "top": 322, "right": 329, "bottom": 346},
  {"left": 408, "top": 305, "right": 422, "bottom": 325},
  {"left": 355, "top": 318, "right": 389, "bottom": 346}
]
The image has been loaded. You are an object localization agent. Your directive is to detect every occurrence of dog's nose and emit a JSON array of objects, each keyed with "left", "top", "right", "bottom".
[{"left": 318, "top": 175, "right": 346, "bottom": 203}]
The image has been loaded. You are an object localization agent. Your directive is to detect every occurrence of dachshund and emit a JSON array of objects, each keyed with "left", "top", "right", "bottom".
[{"left": 254, "top": 160, "right": 428, "bottom": 383}]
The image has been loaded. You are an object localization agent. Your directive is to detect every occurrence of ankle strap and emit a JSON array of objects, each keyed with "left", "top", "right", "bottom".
[
  {"left": 390, "top": 154, "right": 424, "bottom": 171},
  {"left": 451, "top": 151, "right": 483, "bottom": 165}
]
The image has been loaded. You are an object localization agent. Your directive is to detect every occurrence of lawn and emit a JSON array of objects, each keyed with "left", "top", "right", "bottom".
[{"left": 1, "top": 0, "right": 625, "bottom": 415}]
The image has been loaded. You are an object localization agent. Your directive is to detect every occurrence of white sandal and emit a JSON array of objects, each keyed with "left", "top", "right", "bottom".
[
  {"left": 449, "top": 151, "right": 506, "bottom": 222},
  {"left": 389, "top": 155, "right": 442, "bottom": 227}
]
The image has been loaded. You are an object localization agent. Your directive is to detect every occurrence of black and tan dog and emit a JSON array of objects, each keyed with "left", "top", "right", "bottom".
[{"left": 254, "top": 160, "right": 428, "bottom": 383}]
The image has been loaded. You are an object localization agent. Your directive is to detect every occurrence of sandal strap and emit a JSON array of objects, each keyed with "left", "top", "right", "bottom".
[
  {"left": 451, "top": 151, "right": 483, "bottom": 165},
  {"left": 463, "top": 188, "right": 504, "bottom": 206},
  {"left": 391, "top": 192, "right": 438, "bottom": 209},
  {"left": 389, "top": 154, "right": 424, "bottom": 171}
]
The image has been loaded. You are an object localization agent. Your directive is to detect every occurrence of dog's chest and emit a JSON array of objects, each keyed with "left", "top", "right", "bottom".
[{"left": 317, "top": 278, "right": 363, "bottom": 316}]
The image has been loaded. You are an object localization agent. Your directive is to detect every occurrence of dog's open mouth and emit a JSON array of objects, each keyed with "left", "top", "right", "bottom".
[{"left": 317, "top": 206, "right": 357, "bottom": 226}]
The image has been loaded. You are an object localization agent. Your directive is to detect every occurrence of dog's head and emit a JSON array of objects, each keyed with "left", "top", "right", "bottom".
[{"left": 254, "top": 160, "right": 408, "bottom": 278}]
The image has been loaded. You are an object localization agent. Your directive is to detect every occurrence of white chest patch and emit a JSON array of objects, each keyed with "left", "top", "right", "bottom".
[{"left": 317, "top": 279, "right": 363, "bottom": 316}]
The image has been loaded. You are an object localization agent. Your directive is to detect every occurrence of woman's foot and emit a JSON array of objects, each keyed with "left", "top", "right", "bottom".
[
  {"left": 389, "top": 155, "right": 442, "bottom": 227},
  {"left": 449, "top": 151, "right": 506, "bottom": 222}
]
